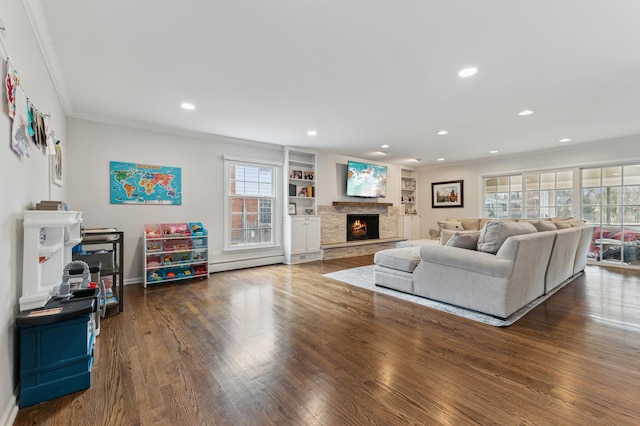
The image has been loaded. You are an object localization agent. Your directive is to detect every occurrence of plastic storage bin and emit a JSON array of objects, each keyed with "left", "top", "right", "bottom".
[
  {"left": 189, "top": 222, "right": 206, "bottom": 235},
  {"left": 161, "top": 223, "right": 190, "bottom": 236},
  {"left": 18, "top": 314, "right": 93, "bottom": 408},
  {"left": 162, "top": 238, "right": 193, "bottom": 252}
]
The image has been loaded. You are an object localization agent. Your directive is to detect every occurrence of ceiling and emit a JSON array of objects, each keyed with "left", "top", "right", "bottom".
[{"left": 28, "top": 0, "right": 640, "bottom": 167}]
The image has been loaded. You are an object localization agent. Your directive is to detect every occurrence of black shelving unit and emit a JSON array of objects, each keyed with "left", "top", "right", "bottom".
[{"left": 80, "top": 229, "right": 124, "bottom": 313}]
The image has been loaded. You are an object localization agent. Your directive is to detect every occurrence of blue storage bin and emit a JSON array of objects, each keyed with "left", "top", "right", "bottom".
[
  {"left": 189, "top": 222, "right": 206, "bottom": 235},
  {"left": 19, "top": 314, "right": 93, "bottom": 408}
]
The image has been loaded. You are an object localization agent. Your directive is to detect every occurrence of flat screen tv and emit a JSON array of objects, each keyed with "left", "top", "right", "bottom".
[{"left": 346, "top": 160, "right": 387, "bottom": 198}]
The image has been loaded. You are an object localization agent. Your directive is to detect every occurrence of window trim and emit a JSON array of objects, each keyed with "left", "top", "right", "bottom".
[
  {"left": 223, "top": 156, "right": 281, "bottom": 252},
  {"left": 481, "top": 167, "right": 578, "bottom": 219}
]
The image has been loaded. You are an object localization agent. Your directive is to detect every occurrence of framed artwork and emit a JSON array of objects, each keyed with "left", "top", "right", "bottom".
[
  {"left": 432, "top": 180, "right": 464, "bottom": 208},
  {"left": 110, "top": 161, "right": 182, "bottom": 205},
  {"left": 52, "top": 142, "right": 63, "bottom": 186},
  {"left": 288, "top": 203, "right": 297, "bottom": 215}
]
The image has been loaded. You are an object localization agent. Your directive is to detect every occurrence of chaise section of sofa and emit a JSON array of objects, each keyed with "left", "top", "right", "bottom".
[{"left": 374, "top": 221, "right": 595, "bottom": 319}]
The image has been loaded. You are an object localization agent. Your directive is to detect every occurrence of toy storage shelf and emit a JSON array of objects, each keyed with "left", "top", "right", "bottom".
[{"left": 143, "top": 223, "right": 209, "bottom": 287}]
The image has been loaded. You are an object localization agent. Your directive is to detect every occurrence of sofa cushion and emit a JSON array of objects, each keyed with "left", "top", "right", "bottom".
[
  {"left": 439, "top": 229, "right": 456, "bottom": 245},
  {"left": 446, "top": 231, "right": 480, "bottom": 250},
  {"left": 527, "top": 220, "right": 557, "bottom": 232},
  {"left": 477, "top": 221, "right": 537, "bottom": 254},
  {"left": 437, "top": 220, "right": 464, "bottom": 230},
  {"left": 553, "top": 220, "right": 572, "bottom": 229},
  {"left": 447, "top": 217, "right": 481, "bottom": 231},
  {"left": 373, "top": 246, "right": 422, "bottom": 273},
  {"left": 396, "top": 239, "right": 438, "bottom": 248}
]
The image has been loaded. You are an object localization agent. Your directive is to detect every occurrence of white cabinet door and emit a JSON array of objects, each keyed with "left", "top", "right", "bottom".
[
  {"left": 305, "top": 217, "right": 321, "bottom": 252},
  {"left": 290, "top": 218, "right": 309, "bottom": 254},
  {"left": 290, "top": 216, "right": 321, "bottom": 253},
  {"left": 403, "top": 215, "right": 421, "bottom": 239}
]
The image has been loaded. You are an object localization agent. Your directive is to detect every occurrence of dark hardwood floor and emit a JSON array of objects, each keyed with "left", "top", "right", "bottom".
[{"left": 14, "top": 256, "right": 640, "bottom": 425}]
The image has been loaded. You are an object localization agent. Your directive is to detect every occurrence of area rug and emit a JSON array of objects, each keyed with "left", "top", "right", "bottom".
[{"left": 323, "top": 265, "right": 579, "bottom": 327}]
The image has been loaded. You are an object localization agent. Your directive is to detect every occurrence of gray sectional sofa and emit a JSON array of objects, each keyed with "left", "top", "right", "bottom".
[{"left": 374, "top": 221, "right": 595, "bottom": 319}]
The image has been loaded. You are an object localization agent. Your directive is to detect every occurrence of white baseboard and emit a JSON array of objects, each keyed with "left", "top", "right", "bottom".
[
  {"left": 1, "top": 394, "right": 18, "bottom": 426},
  {"left": 209, "top": 255, "right": 284, "bottom": 272}
]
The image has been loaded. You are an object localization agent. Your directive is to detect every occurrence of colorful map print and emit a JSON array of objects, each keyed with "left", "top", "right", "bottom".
[{"left": 110, "top": 161, "right": 182, "bottom": 205}]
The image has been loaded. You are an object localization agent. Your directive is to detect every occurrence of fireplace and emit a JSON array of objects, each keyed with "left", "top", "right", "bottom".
[{"left": 346, "top": 214, "right": 380, "bottom": 241}]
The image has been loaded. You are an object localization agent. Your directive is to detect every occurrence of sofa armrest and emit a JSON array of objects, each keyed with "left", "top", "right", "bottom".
[
  {"left": 419, "top": 245, "right": 512, "bottom": 278},
  {"left": 428, "top": 227, "right": 441, "bottom": 239}
]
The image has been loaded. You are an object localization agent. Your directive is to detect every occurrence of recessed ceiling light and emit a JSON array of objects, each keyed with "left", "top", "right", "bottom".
[
  {"left": 437, "top": 158, "right": 445, "bottom": 162},
  {"left": 180, "top": 102, "right": 195, "bottom": 110},
  {"left": 381, "top": 144, "right": 390, "bottom": 149},
  {"left": 307, "top": 130, "right": 317, "bottom": 136},
  {"left": 411, "top": 158, "right": 421, "bottom": 162},
  {"left": 437, "top": 130, "right": 448, "bottom": 135},
  {"left": 559, "top": 138, "right": 571, "bottom": 143},
  {"left": 458, "top": 67, "right": 478, "bottom": 78},
  {"left": 518, "top": 110, "right": 534, "bottom": 116},
  {"left": 377, "top": 151, "right": 388, "bottom": 156},
  {"left": 489, "top": 150, "right": 499, "bottom": 154}
]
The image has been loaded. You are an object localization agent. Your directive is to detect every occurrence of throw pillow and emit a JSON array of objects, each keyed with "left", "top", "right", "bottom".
[
  {"left": 437, "top": 220, "right": 464, "bottom": 230},
  {"left": 554, "top": 221, "right": 572, "bottom": 229},
  {"left": 446, "top": 231, "right": 480, "bottom": 250},
  {"left": 477, "top": 221, "right": 537, "bottom": 254},
  {"left": 439, "top": 229, "right": 457, "bottom": 245},
  {"left": 551, "top": 216, "right": 573, "bottom": 222},
  {"left": 457, "top": 218, "right": 481, "bottom": 231},
  {"left": 528, "top": 220, "right": 557, "bottom": 232},
  {"left": 439, "top": 229, "right": 477, "bottom": 245},
  {"left": 568, "top": 218, "right": 587, "bottom": 227}
]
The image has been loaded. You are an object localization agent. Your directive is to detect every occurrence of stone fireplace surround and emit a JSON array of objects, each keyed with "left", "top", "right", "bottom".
[{"left": 318, "top": 203, "right": 405, "bottom": 259}]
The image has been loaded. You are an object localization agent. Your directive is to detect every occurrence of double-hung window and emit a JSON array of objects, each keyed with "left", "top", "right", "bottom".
[{"left": 224, "top": 158, "right": 278, "bottom": 250}]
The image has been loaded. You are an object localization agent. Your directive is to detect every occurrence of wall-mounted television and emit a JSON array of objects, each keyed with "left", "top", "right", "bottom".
[{"left": 346, "top": 160, "right": 387, "bottom": 198}]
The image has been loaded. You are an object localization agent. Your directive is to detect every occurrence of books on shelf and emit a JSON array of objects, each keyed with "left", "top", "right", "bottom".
[
  {"left": 35, "top": 200, "right": 67, "bottom": 211},
  {"left": 296, "top": 186, "right": 314, "bottom": 197}
]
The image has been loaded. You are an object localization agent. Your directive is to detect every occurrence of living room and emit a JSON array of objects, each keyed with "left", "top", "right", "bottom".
[{"left": 3, "top": 1, "right": 640, "bottom": 424}]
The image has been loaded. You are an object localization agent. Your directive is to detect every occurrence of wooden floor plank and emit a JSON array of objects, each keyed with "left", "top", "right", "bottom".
[{"left": 13, "top": 257, "right": 640, "bottom": 425}]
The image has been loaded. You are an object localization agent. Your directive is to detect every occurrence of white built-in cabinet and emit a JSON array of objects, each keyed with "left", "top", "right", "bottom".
[
  {"left": 403, "top": 215, "right": 422, "bottom": 240},
  {"left": 400, "top": 169, "right": 420, "bottom": 238},
  {"left": 285, "top": 216, "right": 321, "bottom": 264},
  {"left": 401, "top": 169, "right": 417, "bottom": 215},
  {"left": 283, "top": 147, "right": 321, "bottom": 264},
  {"left": 21, "top": 210, "right": 83, "bottom": 311}
]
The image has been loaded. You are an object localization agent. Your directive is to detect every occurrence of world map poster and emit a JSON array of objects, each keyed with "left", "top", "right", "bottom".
[{"left": 110, "top": 161, "right": 182, "bottom": 205}]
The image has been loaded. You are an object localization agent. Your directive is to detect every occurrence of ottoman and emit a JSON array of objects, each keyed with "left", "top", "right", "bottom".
[{"left": 373, "top": 246, "right": 422, "bottom": 293}]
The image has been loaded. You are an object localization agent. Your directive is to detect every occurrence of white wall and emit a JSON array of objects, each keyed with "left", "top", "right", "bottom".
[
  {"left": 417, "top": 135, "right": 640, "bottom": 238},
  {"left": 66, "top": 118, "right": 285, "bottom": 281},
  {"left": 0, "top": 0, "right": 68, "bottom": 421}
]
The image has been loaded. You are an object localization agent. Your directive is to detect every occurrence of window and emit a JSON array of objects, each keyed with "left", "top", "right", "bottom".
[
  {"left": 483, "top": 175, "right": 522, "bottom": 218},
  {"left": 483, "top": 170, "right": 574, "bottom": 219},
  {"left": 225, "top": 159, "right": 278, "bottom": 250},
  {"left": 582, "top": 164, "right": 640, "bottom": 265}
]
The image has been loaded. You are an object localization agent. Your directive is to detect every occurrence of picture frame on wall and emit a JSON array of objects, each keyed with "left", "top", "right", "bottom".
[
  {"left": 432, "top": 180, "right": 464, "bottom": 208},
  {"left": 288, "top": 203, "right": 297, "bottom": 215},
  {"left": 52, "top": 142, "right": 63, "bottom": 187}
]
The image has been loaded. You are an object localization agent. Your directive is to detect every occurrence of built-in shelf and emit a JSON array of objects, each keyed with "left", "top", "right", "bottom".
[{"left": 332, "top": 202, "right": 393, "bottom": 207}]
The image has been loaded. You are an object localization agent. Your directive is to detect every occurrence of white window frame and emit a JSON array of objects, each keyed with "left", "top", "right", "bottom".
[
  {"left": 223, "top": 156, "right": 281, "bottom": 252},
  {"left": 481, "top": 168, "right": 577, "bottom": 219}
]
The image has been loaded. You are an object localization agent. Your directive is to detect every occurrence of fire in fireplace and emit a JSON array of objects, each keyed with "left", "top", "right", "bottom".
[{"left": 346, "top": 214, "right": 380, "bottom": 241}]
